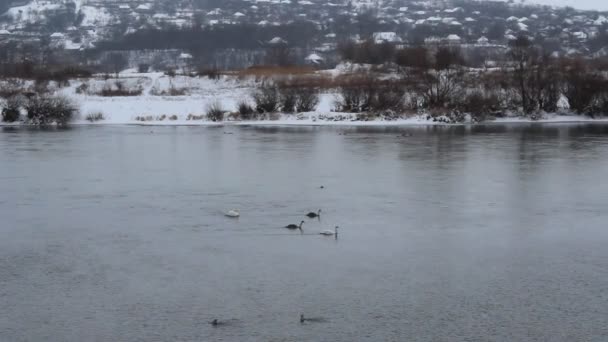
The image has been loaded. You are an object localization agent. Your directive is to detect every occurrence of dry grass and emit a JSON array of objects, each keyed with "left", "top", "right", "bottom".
[{"left": 234, "top": 65, "right": 318, "bottom": 78}]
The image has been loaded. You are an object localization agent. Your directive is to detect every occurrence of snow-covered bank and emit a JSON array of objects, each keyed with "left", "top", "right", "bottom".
[{"left": 2, "top": 72, "right": 607, "bottom": 127}]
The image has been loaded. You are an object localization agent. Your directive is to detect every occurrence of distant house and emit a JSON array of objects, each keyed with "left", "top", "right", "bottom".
[
  {"left": 135, "top": 4, "right": 152, "bottom": 14},
  {"left": 446, "top": 34, "right": 461, "bottom": 45},
  {"left": 268, "top": 37, "right": 288, "bottom": 45},
  {"left": 372, "top": 32, "right": 402, "bottom": 44},
  {"left": 118, "top": 4, "right": 131, "bottom": 12},
  {"left": 477, "top": 36, "right": 489, "bottom": 45},
  {"left": 304, "top": 53, "right": 323, "bottom": 65}
]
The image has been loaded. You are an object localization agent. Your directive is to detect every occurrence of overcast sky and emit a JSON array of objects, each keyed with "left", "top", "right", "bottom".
[{"left": 523, "top": 0, "right": 608, "bottom": 11}]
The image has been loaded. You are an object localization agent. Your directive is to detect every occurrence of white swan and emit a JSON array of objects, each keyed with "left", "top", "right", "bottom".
[
  {"left": 320, "top": 226, "right": 339, "bottom": 236},
  {"left": 225, "top": 209, "right": 240, "bottom": 218}
]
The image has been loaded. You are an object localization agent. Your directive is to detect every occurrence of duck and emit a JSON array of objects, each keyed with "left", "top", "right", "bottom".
[
  {"left": 285, "top": 221, "right": 304, "bottom": 231},
  {"left": 319, "top": 226, "right": 339, "bottom": 237},
  {"left": 210, "top": 319, "right": 223, "bottom": 326},
  {"left": 306, "top": 209, "right": 321, "bottom": 218},
  {"left": 225, "top": 209, "right": 240, "bottom": 218}
]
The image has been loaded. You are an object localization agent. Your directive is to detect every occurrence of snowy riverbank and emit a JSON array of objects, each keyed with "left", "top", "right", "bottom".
[{"left": 2, "top": 71, "right": 607, "bottom": 127}]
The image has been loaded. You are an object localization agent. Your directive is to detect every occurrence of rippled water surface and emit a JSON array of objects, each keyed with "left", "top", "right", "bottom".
[{"left": 1, "top": 124, "right": 608, "bottom": 341}]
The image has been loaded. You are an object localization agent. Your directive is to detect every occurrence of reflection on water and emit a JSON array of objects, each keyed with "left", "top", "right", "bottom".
[{"left": 1, "top": 123, "right": 608, "bottom": 342}]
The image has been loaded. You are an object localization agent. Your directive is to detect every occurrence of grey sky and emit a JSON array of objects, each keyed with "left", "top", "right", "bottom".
[{"left": 524, "top": 0, "right": 608, "bottom": 11}]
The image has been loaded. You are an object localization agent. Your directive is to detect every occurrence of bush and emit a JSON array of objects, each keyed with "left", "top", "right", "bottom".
[
  {"left": 278, "top": 87, "right": 297, "bottom": 113},
  {"left": 0, "top": 79, "right": 26, "bottom": 98},
  {"left": 99, "top": 82, "right": 143, "bottom": 97},
  {"left": 335, "top": 87, "right": 368, "bottom": 113},
  {"left": 85, "top": 112, "right": 105, "bottom": 122},
  {"left": 253, "top": 86, "right": 280, "bottom": 114},
  {"left": 198, "top": 68, "right": 221, "bottom": 80},
  {"left": 138, "top": 63, "right": 150, "bottom": 73},
  {"left": 1, "top": 96, "right": 24, "bottom": 122},
  {"left": 237, "top": 100, "right": 256, "bottom": 120},
  {"left": 25, "top": 95, "right": 78, "bottom": 125},
  {"left": 459, "top": 91, "right": 501, "bottom": 122},
  {"left": 372, "top": 84, "right": 403, "bottom": 112},
  {"left": 206, "top": 101, "right": 225, "bottom": 121},
  {"left": 295, "top": 87, "right": 319, "bottom": 112}
]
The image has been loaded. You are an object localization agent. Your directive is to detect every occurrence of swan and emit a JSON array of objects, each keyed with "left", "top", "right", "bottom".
[
  {"left": 225, "top": 209, "right": 240, "bottom": 218},
  {"left": 319, "top": 226, "right": 338, "bottom": 236},
  {"left": 285, "top": 221, "right": 304, "bottom": 230},
  {"left": 300, "top": 314, "right": 327, "bottom": 323},
  {"left": 306, "top": 209, "right": 321, "bottom": 218}
]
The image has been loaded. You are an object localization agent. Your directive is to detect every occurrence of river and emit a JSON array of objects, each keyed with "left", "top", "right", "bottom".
[{"left": 1, "top": 124, "right": 608, "bottom": 341}]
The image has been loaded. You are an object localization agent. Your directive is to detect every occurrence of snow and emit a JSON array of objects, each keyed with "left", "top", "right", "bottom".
[
  {"left": 3, "top": 69, "right": 608, "bottom": 128},
  {"left": 305, "top": 53, "right": 324, "bottom": 63},
  {"left": 373, "top": 32, "right": 401, "bottom": 43},
  {"left": 268, "top": 37, "right": 287, "bottom": 44},
  {"left": 80, "top": 6, "right": 114, "bottom": 27}
]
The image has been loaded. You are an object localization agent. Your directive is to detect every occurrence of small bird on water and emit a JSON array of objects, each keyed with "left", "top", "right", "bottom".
[
  {"left": 300, "top": 314, "right": 327, "bottom": 323},
  {"left": 306, "top": 209, "right": 321, "bottom": 218}
]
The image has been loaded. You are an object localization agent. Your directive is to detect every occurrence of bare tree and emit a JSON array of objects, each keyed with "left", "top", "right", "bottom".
[{"left": 103, "top": 53, "right": 128, "bottom": 78}]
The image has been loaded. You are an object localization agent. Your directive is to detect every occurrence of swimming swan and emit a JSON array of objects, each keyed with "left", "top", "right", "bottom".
[
  {"left": 225, "top": 209, "right": 240, "bottom": 218},
  {"left": 319, "top": 226, "right": 338, "bottom": 236},
  {"left": 285, "top": 221, "right": 304, "bottom": 230},
  {"left": 306, "top": 209, "right": 321, "bottom": 218}
]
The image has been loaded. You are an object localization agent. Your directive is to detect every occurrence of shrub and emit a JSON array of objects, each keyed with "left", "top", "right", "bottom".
[
  {"left": 165, "top": 69, "right": 177, "bottom": 78},
  {"left": 1, "top": 96, "right": 24, "bottom": 122},
  {"left": 25, "top": 95, "right": 78, "bottom": 125},
  {"left": 253, "top": 86, "right": 280, "bottom": 114},
  {"left": 237, "top": 100, "right": 256, "bottom": 120},
  {"left": 278, "top": 87, "right": 298, "bottom": 113},
  {"left": 459, "top": 91, "right": 501, "bottom": 122},
  {"left": 206, "top": 101, "right": 225, "bottom": 121},
  {"left": 372, "top": 84, "right": 403, "bottom": 112},
  {"left": 100, "top": 82, "right": 143, "bottom": 97},
  {"left": 169, "top": 115, "right": 178, "bottom": 121},
  {"left": 334, "top": 75, "right": 377, "bottom": 113},
  {"left": 85, "top": 112, "right": 105, "bottom": 122},
  {"left": 295, "top": 87, "right": 320, "bottom": 112},
  {"left": 75, "top": 82, "right": 89, "bottom": 94},
  {"left": 0, "top": 79, "right": 25, "bottom": 98},
  {"left": 199, "top": 68, "right": 221, "bottom": 80},
  {"left": 138, "top": 63, "right": 150, "bottom": 73}
]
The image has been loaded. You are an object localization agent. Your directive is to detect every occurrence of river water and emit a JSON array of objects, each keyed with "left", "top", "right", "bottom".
[{"left": 1, "top": 124, "right": 608, "bottom": 341}]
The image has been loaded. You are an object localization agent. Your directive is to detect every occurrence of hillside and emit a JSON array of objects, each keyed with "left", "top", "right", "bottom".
[{"left": 0, "top": 0, "right": 607, "bottom": 69}]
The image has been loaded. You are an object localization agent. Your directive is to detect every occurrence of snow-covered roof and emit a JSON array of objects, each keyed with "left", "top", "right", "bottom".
[
  {"left": 446, "top": 34, "right": 461, "bottom": 41},
  {"left": 573, "top": 31, "right": 588, "bottom": 40},
  {"left": 179, "top": 53, "right": 193, "bottom": 59},
  {"left": 477, "top": 36, "right": 489, "bottom": 44},
  {"left": 268, "top": 37, "right": 287, "bottom": 44},
  {"left": 0, "top": 30, "right": 11, "bottom": 35},
  {"left": 50, "top": 32, "right": 65, "bottom": 38},
  {"left": 305, "top": 53, "right": 323, "bottom": 63},
  {"left": 373, "top": 32, "right": 402, "bottom": 43}
]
